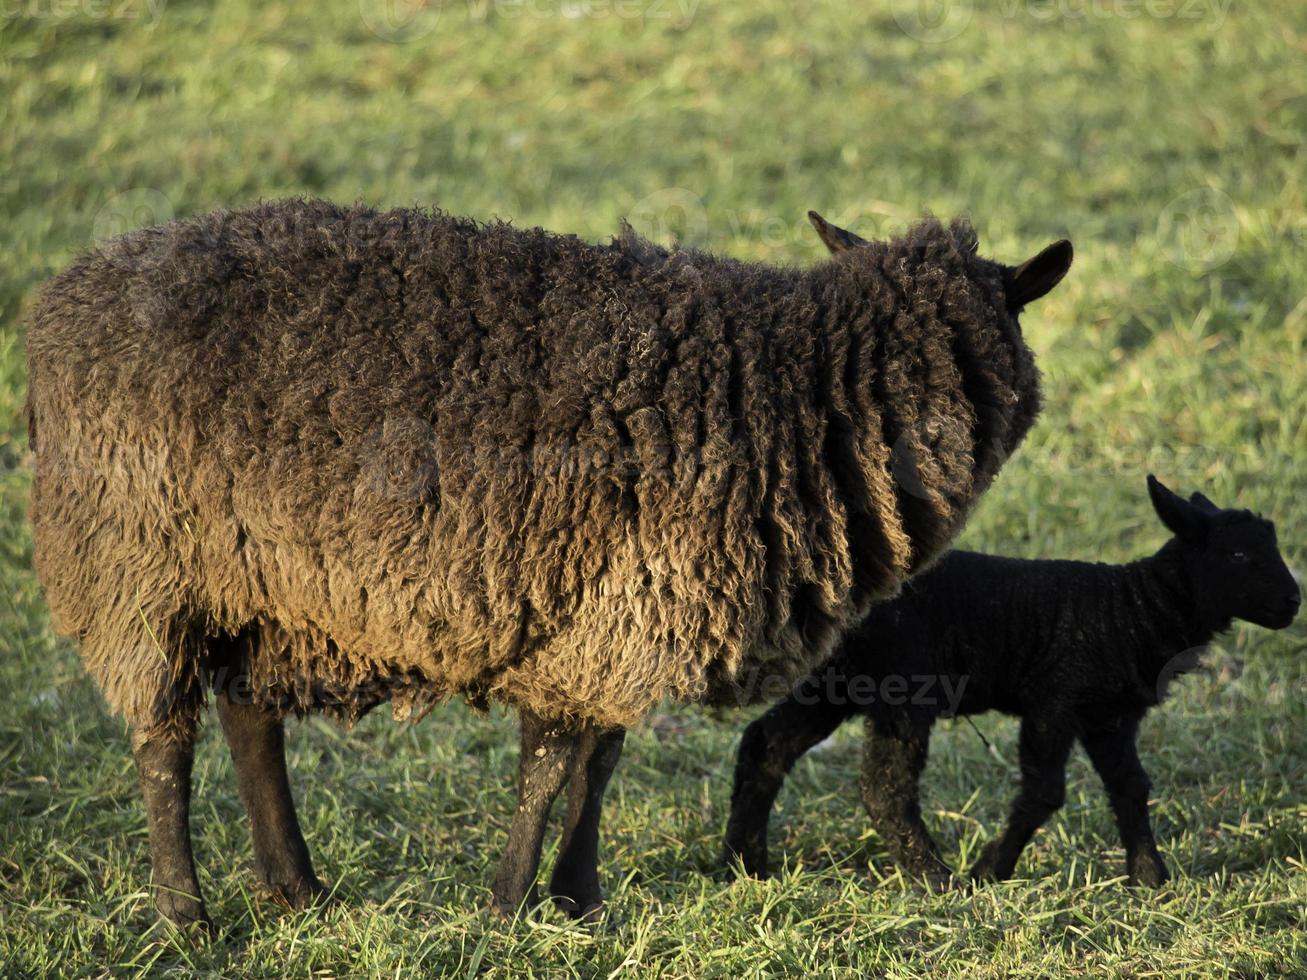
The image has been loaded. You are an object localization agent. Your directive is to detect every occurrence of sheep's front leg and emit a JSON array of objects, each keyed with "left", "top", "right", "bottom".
[
  {"left": 860, "top": 711, "right": 952, "bottom": 888},
  {"left": 548, "top": 726, "right": 625, "bottom": 920},
  {"left": 215, "top": 681, "right": 327, "bottom": 908},
  {"left": 132, "top": 724, "right": 211, "bottom": 933},
  {"left": 970, "top": 719, "right": 1073, "bottom": 882},
  {"left": 1080, "top": 719, "right": 1168, "bottom": 887},
  {"left": 723, "top": 690, "right": 854, "bottom": 878},
  {"left": 490, "top": 710, "right": 580, "bottom": 916}
]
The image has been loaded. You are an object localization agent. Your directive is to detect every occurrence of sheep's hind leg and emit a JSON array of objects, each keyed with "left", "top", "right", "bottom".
[
  {"left": 490, "top": 709, "right": 580, "bottom": 917},
  {"left": 133, "top": 723, "right": 211, "bottom": 933},
  {"left": 723, "top": 689, "right": 855, "bottom": 878},
  {"left": 215, "top": 676, "right": 327, "bottom": 910},
  {"left": 860, "top": 712, "right": 953, "bottom": 889},
  {"left": 548, "top": 726, "right": 626, "bottom": 920},
  {"left": 970, "top": 719, "right": 1073, "bottom": 882},
  {"left": 1079, "top": 719, "right": 1169, "bottom": 887}
]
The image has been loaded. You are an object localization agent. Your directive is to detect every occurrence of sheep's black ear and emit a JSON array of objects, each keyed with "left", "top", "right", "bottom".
[
  {"left": 1189, "top": 490, "right": 1220, "bottom": 513},
  {"left": 1005, "top": 239, "right": 1073, "bottom": 309},
  {"left": 808, "top": 211, "right": 867, "bottom": 254},
  {"left": 1148, "top": 474, "right": 1206, "bottom": 541}
]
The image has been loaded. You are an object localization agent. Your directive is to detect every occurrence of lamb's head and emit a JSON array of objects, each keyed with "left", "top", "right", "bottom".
[{"left": 1148, "top": 475, "right": 1300, "bottom": 630}]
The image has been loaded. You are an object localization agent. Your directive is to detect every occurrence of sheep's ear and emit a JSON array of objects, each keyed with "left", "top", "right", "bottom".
[
  {"left": 808, "top": 211, "right": 867, "bottom": 254},
  {"left": 1005, "top": 239, "right": 1073, "bottom": 309},
  {"left": 1188, "top": 490, "right": 1221, "bottom": 513},
  {"left": 1148, "top": 474, "right": 1206, "bottom": 541}
]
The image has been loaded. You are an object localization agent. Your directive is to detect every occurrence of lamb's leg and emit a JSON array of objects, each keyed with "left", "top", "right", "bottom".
[
  {"left": 1080, "top": 720, "right": 1169, "bottom": 887},
  {"left": 548, "top": 726, "right": 626, "bottom": 919},
  {"left": 132, "top": 724, "right": 211, "bottom": 932},
  {"left": 860, "top": 712, "right": 952, "bottom": 888},
  {"left": 215, "top": 680, "right": 327, "bottom": 909},
  {"left": 970, "top": 719, "right": 1073, "bottom": 882},
  {"left": 723, "top": 691, "right": 854, "bottom": 878},
  {"left": 489, "top": 709, "right": 580, "bottom": 916}
]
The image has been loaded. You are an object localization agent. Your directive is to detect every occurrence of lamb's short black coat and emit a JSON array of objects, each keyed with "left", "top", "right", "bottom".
[{"left": 724, "top": 476, "right": 1299, "bottom": 886}]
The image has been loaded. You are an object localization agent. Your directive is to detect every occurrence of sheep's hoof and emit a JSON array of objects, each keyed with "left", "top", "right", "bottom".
[
  {"left": 488, "top": 886, "right": 541, "bottom": 920},
  {"left": 266, "top": 875, "right": 333, "bottom": 911},
  {"left": 922, "top": 869, "right": 958, "bottom": 894},
  {"left": 152, "top": 899, "right": 216, "bottom": 943}
]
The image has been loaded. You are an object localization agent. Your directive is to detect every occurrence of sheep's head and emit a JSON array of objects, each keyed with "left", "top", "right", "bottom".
[
  {"left": 1148, "top": 475, "right": 1301, "bottom": 630},
  {"left": 805, "top": 210, "right": 1071, "bottom": 496},
  {"left": 807, "top": 209, "right": 1072, "bottom": 313}
]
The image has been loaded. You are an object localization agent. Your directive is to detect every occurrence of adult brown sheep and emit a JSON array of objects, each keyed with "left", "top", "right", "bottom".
[{"left": 25, "top": 199, "right": 1069, "bottom": 930}]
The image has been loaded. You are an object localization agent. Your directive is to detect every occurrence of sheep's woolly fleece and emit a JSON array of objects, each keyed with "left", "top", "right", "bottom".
[{"left": 26, "top": 199, "right": 1041, "bottom": 734}]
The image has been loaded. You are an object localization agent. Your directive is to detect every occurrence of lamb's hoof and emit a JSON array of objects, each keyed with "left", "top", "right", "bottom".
[
  {"left": 721, "top": 844, "right": 768, "bottom": 880},
  {"left": 552, "top": 893, "right": 608, "bottom": 924},
  {"left": 548, "top": 874, "right": 609, "bottom": 924},
  {"left": 968, "top": 860, "right": 1000, "bottom": 885},
  {"left": 1127, "top": 858, "right": 1170, "bottom": 888}
]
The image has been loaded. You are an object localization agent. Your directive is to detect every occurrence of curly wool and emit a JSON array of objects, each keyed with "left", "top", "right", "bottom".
[{"left": 26, "top": 199, "right": 1041, "bottom": 734}]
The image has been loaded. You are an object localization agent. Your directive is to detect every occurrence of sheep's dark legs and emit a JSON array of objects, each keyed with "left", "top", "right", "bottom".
[
  {"left": 215, "top": 685, "right": 327, "bottom": 908},
  {"left": 723, "top": 691, "right": 853, "bottom": 877},
  {"left": 860, "top": 712, "right": 952, "bottom": 887},
  {"left": 548, "top": 727, "right": 626, "bottom": 919},
  {"left": 1080, "top": 721, "right": 1169, "bottom": 887},
  {"left": 490, "top": 710, "right": 579, "bottom": 916},
  {"left": 132, "top": 725, "right": 210, "bottom": 932},
  {"left": 971, "top": 720, "right": 1073, "bottom": 882}
]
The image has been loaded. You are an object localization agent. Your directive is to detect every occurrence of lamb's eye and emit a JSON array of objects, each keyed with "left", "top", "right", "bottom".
[{"left": 1230, "top": 551, "right": 1249, "bottom": 563}]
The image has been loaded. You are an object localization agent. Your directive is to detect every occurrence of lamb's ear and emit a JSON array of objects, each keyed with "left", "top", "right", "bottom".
[
  {"left": 808, "top": 211, "right": 867, "bottom": 254},
  {"left": 1188, "top": 490, "right": 1220, "bottom": 513},
  {"left": 1005, "top": 239, "right": 1073, "bottom": 309},
  {"left": 1148, "top": 474, "right": 1206, "bottom": 541}
]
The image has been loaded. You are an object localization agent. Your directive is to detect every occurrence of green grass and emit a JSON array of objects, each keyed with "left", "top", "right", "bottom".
[{"left": 2, "top": 0, "right": 1306, "bottom": 975}]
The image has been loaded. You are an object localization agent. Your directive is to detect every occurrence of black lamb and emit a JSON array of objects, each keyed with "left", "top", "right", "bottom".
[{"left": 723, "top": 476, "right": 1300, "bottom": 887}]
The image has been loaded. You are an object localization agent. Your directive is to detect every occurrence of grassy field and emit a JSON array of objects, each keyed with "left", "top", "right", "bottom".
[{"left": 2, "top": 0, "right": 1306, "bottom": 975}]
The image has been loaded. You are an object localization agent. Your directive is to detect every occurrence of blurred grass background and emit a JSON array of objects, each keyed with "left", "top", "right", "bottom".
[{"left": 1, "top": 0, "right": 1305, "bottom": 976}]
